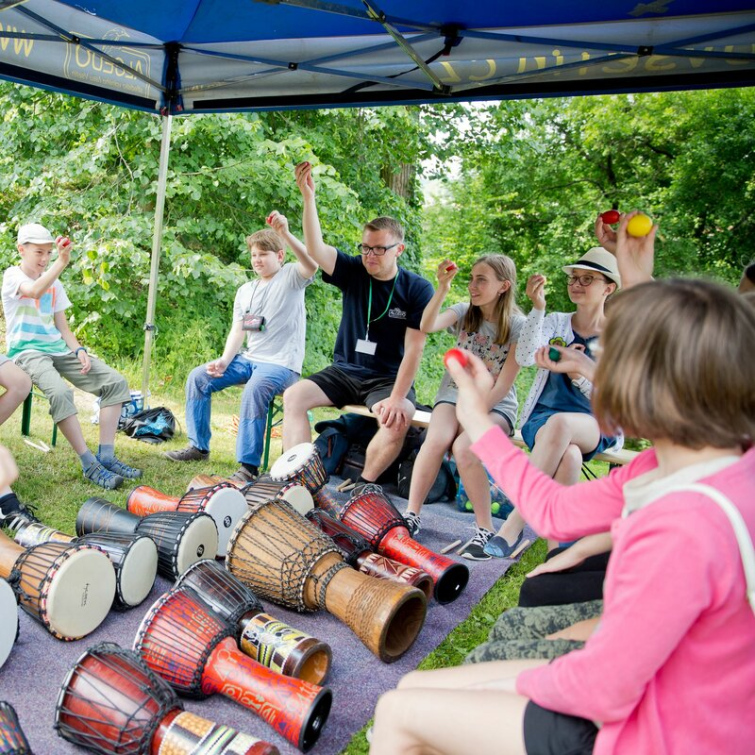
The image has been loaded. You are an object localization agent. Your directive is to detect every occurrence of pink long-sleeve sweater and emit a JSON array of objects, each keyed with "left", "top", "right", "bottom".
[{"left": 471, "top": 426, "right": 755, "bottom": 755}]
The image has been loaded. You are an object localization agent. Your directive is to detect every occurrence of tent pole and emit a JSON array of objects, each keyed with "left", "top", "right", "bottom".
[{"left": 141, "top": 113, "right": 172, "bottom": 404}]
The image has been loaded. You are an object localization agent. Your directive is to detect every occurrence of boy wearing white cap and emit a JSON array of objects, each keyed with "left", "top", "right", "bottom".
[{"left": 1, "top": 223, "right": 140, "bottom": 490}]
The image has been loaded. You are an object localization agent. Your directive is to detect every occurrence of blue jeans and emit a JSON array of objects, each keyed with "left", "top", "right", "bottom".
[{"left": 185, "top": 355, "right": 297, "bottom": 466}]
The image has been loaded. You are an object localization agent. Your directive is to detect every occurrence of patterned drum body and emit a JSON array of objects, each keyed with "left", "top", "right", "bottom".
[
  {"left": 78, "top": 533, "right": 158, "bottom": 610},
  {"left": 339, "top": 491, "right": 470, "bottom": 605},
  {"left": 269, "top": 444, "right": 327, "bottom": 495},
  {"left": 226, "top": 501, "right": 427, "bottom": 663},
  {"left": 6, "top": 538, "right": 116, "bottom": 641},
  {"left": 0, "top": 578, "right": 18, "bottom": 670},
  {"left": 11, "top": 520, "right": 74, "bottom": 549},
  {"left": 305, "top": 509, "right": 371, "bottom": 564},
  {"left": 136, "top": 512, "right": 219, "bottom": 580},
  {"left": 55, "top": 642, "right": 178, "bottom": 754},
  {"left": 76, "top": 498, "right": 141, "bottom": 538},
  {"left": 242, "top": 476, "right": 313, "bottom": 516},
  {"left": 135, "top": 587, "right": 332, "bottom": 753},
  {"left": 0, "top": 701, "right": 31, "bottom": 754}
]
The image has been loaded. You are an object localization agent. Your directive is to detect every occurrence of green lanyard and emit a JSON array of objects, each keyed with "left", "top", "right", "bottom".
[{"left": 365, "top": 270, "right": 399, "bottom": 339}]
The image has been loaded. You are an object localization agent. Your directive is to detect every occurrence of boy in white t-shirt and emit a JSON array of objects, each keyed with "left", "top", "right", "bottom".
[
  {"left": 2, "top": 223, "right": 139, "bottom": 490},
  {"left": 165, "top": 213, "right": 317, "bottom": 483}
]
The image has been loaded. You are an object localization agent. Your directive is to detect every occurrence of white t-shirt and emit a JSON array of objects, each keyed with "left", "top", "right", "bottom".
[
  {"left": 2, "top": 266, "right": 71, "bottom": 358},
  {"left": 233, "top": 262, "right": 313, "bottom": 373}
]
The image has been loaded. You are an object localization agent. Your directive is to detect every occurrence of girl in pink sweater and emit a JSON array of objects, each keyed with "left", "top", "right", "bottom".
[{"left": 370, "top": 278, "right": 755, "bottom": 755}]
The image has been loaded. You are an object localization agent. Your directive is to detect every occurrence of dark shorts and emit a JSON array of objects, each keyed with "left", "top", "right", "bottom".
[
  {"left": 434, "top": 399, "right": 515, "bottom": 436},
  {"left": 523, "top": 701, "right": 597, "bottom": 755},
  {"left": 307, "top": 364, "right": 416, "bottom": 411},
  {"left": 521, "top": 411, "right": 617, "bottom": 461}
]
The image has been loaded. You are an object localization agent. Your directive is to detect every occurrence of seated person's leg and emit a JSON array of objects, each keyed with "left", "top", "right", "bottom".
[
  {"left": 0, "top": 358, "right": 31, "bottom": 426},
  {"left": 235, "top": 361, "right": 298, "bottom": 482},
  {"left": 404, "top": 402, "right": 459, "bottom": 535},
  {"left": 168, "top": 357, "right": 252, "bottom": 461},
  {"left": 282, "top": 366, "right": 347, "bottom": 449}
]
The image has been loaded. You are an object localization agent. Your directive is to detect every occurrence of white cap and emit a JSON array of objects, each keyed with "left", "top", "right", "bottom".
[{"left": 17, "top": 223, "right": 54, "bottom": 245}]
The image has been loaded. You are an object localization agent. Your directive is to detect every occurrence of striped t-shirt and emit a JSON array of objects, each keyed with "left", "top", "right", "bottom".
[{"left": 2, "top": 266, "right": 71, "bottom": 358}]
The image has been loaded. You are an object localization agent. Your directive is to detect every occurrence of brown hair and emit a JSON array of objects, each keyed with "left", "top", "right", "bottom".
[
  {"left": 245, "top": 229, "right": 283, "bottom": 252},
  {"left": 462, "top": 254, "right": 520, "bottom": 345},
  {"left": 363, "top": 216, "right": 404, "bottom": 243},
  {"left": 593, "top": 278, "right": 755, "bottom": 449}
]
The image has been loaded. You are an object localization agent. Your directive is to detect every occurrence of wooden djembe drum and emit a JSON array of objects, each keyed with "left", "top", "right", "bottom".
[
  {"left": 0, "top": 577, "right": 19, "bottom": 670},
  {"left": 134, "top": 586, "right": 332, "bottom": 753},
  {"left": 0, "top": 701, "right": 31, "bottom": 754},
  {"left": 226, "top": 499, "right": 427, "bottom": 663},
  {"left": 175, "top": 559, "right": 332, "bottom": 685},
  {"left": 306, "top": 508, "right": 434, "bottom": 599},
  {"left": 56, "top": 642, "right": 278, "bottom": 754},
  {"left": 336, "top": 488, "right": 470, "bottom": 604}
]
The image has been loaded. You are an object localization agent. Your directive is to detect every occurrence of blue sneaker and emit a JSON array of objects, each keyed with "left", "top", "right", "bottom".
[
  {"left": 484, "top": 532, "right": 524, "bottom": 559},
  {"left": 97, "top": 455, "right": 143, "bottom": 479},
  {"left": 84, "top": 461, "right": 124, "bottom": 490}
]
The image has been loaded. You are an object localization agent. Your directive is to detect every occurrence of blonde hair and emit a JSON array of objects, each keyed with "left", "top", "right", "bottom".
[
  {"left": 593, "top": 278, "right": 755, "bottom": 449},
  {"left": 462, "top": 254, "right": 520, "bottom": 345},
  {"left": 245, "top": 229, "right": 283, "bottom": 252}
]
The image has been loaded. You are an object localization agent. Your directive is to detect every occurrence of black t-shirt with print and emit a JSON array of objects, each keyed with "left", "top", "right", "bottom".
[{"left": 323, "top": 250, "right": 433, "bottom": 379}]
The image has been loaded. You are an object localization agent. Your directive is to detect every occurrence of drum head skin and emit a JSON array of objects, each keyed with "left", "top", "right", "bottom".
[
  {"left": 45, "top": 548, "right": 116, "bottom": 640},
  {"left": 269, "top": 443, "right": 316, "bottom": 481},
  {"left": 280, "top": 485, "right": 315, "bottom": 517},
  {"left": 175, "top": 516, "right": 219, "bottom": 575},
  {"left": 0, "top": 578, "right": 18, "bottom": 668},
  {"left": 118, "top": 536, "right": 159, "bottom": 608},
  {"left": 196, "top": 487, "right": 248, "bottom": 554}
]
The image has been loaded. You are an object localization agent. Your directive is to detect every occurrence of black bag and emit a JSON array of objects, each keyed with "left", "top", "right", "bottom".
[
  {"left": 121, "top": 406, "right": 177, "bottom": 444},
  {"left": 313, "top": 425, "right": 351, "bottom": 475},
  {"left": 397, "top": 450, "right": 457, "bottom": 504}
]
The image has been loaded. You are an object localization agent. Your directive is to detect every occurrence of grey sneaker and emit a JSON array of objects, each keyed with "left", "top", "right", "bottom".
[
  {"left": 403, "top": 511, "right": 421, "bottom": 538},
  {"left": 229, "top": 466, "right": 258, "bottom": 485},
  {"left": 84, "top": 461, "right": 124, "bottom": 490},
  {"left": 164, "top": 445, "right": 209, "bottom": 462},
  {"left": 97, "top": 455, "right": 143, "bottom": 479},
  {"left": 459, "top": 527, "right": 494, "bottom": 561}
]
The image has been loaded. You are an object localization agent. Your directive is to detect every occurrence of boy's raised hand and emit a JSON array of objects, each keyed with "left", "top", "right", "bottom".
[
  {"left": 55, "top": 235, "right": 72, "bottom": 266},
  {"left": 266, "top": 211, "right": 289, "bottom": 236},
  {"left": 615, "top": 210, "right": 657, "bottom": 289},
  {"left": 295, "top": 161, "right": 316, "bottom": 201},
  {"left": 525, "top": 273, "right": 547, "bottom": 310}
]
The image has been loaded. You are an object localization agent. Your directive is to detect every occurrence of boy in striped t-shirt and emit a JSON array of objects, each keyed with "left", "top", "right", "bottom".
[{"left": 1, "top": 223, "right": 140, "bottom": 489}]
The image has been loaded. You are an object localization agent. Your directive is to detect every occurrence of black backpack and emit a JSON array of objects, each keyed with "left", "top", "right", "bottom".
[
  {"left": 121, "top": 406, "right": 177, "bottom": 444},
  {"left": 397, "top": 449, "right": 457, "bottom": 504}
]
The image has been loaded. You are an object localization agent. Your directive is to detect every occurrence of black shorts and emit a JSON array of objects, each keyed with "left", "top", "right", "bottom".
[
  {"left": 523, "top": 701, "right": 597, "bottom": 755},
  {"left": 307, "top": 364, "right": 416, "bottom": 411}
]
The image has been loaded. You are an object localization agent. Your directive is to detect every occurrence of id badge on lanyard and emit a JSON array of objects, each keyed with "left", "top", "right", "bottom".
[{"left": 356, "top": 272, "right": 399, "bottom": 357}]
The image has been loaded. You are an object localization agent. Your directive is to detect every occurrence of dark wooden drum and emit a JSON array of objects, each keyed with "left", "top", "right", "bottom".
[
  {"left": 338, "top": 489, "right": 470, "bottom": 604},
  {"left": 226, "top": 500, "right": 427, "bottom": 663},
  {"left": 134, "top": 587, "right": 332, "bottom": 752},
  {"left": 0, "top": 701, "right": 31, "bottom": 754},
  {"left": 176, "top": 560, "right": 331, "bottom": 685},
  {"left": 0, "top": 577, "right": 19, "bottom": 670},
  {"left": 242, "top": 476, "right": 313, "bottom": 515},
  {"left": 55, "top": 642, "right": 278, "bottom": 755},
  {"left": 0, "top": 531, "right": 115, "bottom": 641}
]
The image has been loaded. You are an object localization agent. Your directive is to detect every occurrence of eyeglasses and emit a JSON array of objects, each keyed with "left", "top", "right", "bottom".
[
  {"left": 356, "top": 243, "right": 399, "bottom": 256},
  {"left": 567, "top": 274, "right": 601, "bottom": 287}
]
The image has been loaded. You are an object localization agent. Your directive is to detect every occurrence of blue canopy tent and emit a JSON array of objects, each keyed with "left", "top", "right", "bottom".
[{"left": 2, "top": 0, "right": 755, "bottom": 395}]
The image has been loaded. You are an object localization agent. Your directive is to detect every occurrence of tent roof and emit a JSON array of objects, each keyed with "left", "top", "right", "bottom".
[{"left": 1, "top": 1, "right": 755, "bottom": 114}]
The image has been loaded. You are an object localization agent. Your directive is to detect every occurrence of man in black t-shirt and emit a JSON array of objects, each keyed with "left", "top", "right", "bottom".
[{"left": 282, "top": 161, "right": 434, "bottom": 486}]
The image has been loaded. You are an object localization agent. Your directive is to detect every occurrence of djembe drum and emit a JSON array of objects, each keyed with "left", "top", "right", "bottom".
[
  {"left": 226, "top": 500, "right": 427, "bottom": 663},
  {"left": 76, "top": 498, "right": 218, "bottom": 580},
  {"left": 56, "top": 642, "right": 279, "bottom": 755},
  {"left": 11, "top": 520, "right": 158, "bottom": 611},
  {"left": 127, "top": 483, "right": 246, "bottom": 553},
  {"left": 306, "top": 508, "right": 434, "bottom": 600},
  {"left": 0, "top": 578, "right": 19, "bottom": 670},
  {"left": 176, "top": 559, "right": 331, "bottom": 684},
  {"left": 241, "top": 475, "right": 314, "bottom": 515},
  {"left": 337, "top": 489, "right": 470, "bottom": 604},
  {"left": 0, "top": 701, "right": 31, "bottom": 754},
  {"left": 269, "top": 444, "right": 341, "bottom": 516},
  {"left": 134, "top": 587, "right": 332, "bottom": 753},
  {"left": 0, "top": 530, "right": 115, "bottom": 641}
]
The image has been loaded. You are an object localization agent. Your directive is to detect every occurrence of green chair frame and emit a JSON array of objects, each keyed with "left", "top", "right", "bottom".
[{"left": 21, "top": 390, "right": 58, "bottom": 447}]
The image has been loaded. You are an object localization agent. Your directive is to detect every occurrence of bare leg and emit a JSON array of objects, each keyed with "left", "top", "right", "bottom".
[
  {"left": 406, "top": 404, "right": 458, "bottom": 516},
  {"left": 282, "top": 380, "right": 333, "bottom": 449},
  {"left": 547, "top": 445, "right": 583, "bottom": 550},
  {"left": 362, "top": 400, "right": 413, "bottom": 481},
  {"left": 56, "top": 415, "right": 88, "bottom": 455},
  {"left": 0, "top": 362, "right": 31, "bottom": 427},
  {"left": 98, "top": 403, "right": 121, "bottom": 446},
  {"left": 455, "top": 413, "right": 512, "bottom": 533}
]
